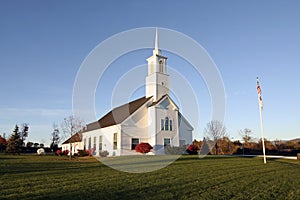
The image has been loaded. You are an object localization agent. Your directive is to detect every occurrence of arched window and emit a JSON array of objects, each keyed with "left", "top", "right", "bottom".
[
  {"left": 165, "top": 117, "right": 169, "bottom": 131},
  {"left": 170, "top": 120, "right": 173, "bottom": 131}
]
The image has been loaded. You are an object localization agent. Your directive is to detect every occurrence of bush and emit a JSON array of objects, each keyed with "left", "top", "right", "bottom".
[
  {"left": 55, "top": 149, "right": 69, "bottom": 156},
  {"left": 99, "top": 150, "right": 109, "bottom": 157},
  {"left": 62, "top": 150, "right": 69, "bottom": 155},
  {"left": 165, "top": 146, "right": 187, "bottom": 155},
  {"left": 86, "top": 148, "right": 95, "bottom": 156},
  {"left": 186, "top": 145, "right": 199, "bottom": 155},
  {"left": 55, "top": 149, "right": 62, "bottom": 156},
  {"left": 78, "top": 149, "right": 88, "bottom": 157},
  {"left": 135, "top": 143, "right": 153, "bottom": 154}
]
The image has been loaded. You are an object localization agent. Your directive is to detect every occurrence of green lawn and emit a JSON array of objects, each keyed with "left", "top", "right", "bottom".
[{"left": 0, "top": 154, "right": 299, "bottom": 200}]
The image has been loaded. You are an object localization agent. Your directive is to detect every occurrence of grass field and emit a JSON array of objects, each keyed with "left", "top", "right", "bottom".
[{"left": 1, "top": 154, "right": 300, "bottom": 200}]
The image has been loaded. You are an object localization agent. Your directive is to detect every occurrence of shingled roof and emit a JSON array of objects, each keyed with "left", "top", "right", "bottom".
[
  {"left": 62, "top": 132, "right": 82, "bottom": 144},
  {"left": 85, "top": 96, "right": 152, "bottom": 131}
]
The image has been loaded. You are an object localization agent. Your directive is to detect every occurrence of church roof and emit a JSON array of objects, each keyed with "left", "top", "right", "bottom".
[
  {"left": 62, "top": 96, "right": 152, "bottom": 144},
  {"left": 149, "top": 94, "right": 179, "bottom": 109},
  {"left": 62, "top": 132, "right": 82, "bottom": 144},
  {"left": 86, "top": 96, "right": 152, "bottom": 131}
]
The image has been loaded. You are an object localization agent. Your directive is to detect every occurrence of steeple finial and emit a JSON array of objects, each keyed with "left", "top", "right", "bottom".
[{"left": 155, "top": 27, "right": 159, "bottom": 50}]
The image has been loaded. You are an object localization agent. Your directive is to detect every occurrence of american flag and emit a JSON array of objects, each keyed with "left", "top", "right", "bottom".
[{"left": 257, "top": 77, "right": 263, "bottom": 110}]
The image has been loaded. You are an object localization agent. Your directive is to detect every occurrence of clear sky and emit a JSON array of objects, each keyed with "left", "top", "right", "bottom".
[{"left": 1, "top": 0, "right": 300, "bottom": 145}]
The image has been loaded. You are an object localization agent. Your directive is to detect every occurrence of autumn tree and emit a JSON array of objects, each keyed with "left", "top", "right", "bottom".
[
  {"left": 285, "top": 141, "right": 295, "bottom": 150},
  {"left": 0, "top": 134, "right": 7, "bottom": 152},
  {"left": 204, "top": 120, "right": 227, "bottom": 155},
  {"left": 217, "top": 137, "right": 236, "bottom": 154},
  {"left": 192, "top": 139, "right": 203, "bottom": 150},
  {"left": 61, "top": 115, "right": 85, "bottom": 159}
]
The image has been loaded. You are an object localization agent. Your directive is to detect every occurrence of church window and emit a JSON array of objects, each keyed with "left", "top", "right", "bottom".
[
  {"left": 165, "top": 117, "right": 169, "bottom": 131},
  {"left": 93, "top": 136, "right": 96, "bottom": 151},
  {"left": 131, "top": 138, "right": 139, "bottom": 150},
  {"left": 164, "top": 138, "right": 171, "bottom": 147},
  {"left": 99, "top": 136, "right": 102, "bottom": 151},
  {"left": 88, "top": 137, "right": 91, "bottom": 149},
  {"left": 162, "top": 117, "right": 173, "bottom": 131},
  {"left": 83, "top": 138, "right": 86, "bottom": 150},
  {"left": 113, "top": 133, "right": 117, "bottom": 150}
]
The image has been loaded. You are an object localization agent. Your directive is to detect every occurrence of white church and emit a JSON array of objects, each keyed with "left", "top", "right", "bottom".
[{"left": 62, "top": 30, "right": 193, "bottom": 156}]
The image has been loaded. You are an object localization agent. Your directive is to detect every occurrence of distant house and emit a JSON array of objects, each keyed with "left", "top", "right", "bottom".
[{"left": 62, "top": 30, "right": 193, "bottom": 156}]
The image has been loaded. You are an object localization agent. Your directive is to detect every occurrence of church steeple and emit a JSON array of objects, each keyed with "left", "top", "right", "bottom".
[
  {"left": 146, "top": 28, "right": 170, "bottom": 101},
  {"left": 155, "top": 28, "right": 158, "bottom": 49},
  {"left": 153, "top": 28, "right": 161, "bottom": 56}
]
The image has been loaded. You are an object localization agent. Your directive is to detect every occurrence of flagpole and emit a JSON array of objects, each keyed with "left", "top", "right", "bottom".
[
  {"left": 258, "top": 101, "right": 267, "bottom": 164},
  {"left": 257, "top": 77, "right": 266, "bottom": 164}
]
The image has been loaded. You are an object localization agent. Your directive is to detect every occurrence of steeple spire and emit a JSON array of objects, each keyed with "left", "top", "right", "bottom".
[
  {"left": 153, "top": 28, "right": 161, "bottom": 55},
  {"left": 155, "top": 27, "right": 159, "bottom": 50}
]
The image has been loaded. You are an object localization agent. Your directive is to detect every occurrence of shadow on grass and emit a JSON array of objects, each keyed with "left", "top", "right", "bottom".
[
  {"left": 0, "top": 157, "right": 22, "bottom": 160},
  {"left": 0, "top": 156, "right": 105, "bottom": 176},
  {"left": 176, "top": 155, "right": 251, "bottom": 162},
  {"left": 272, "top": 158, "right": 300, "bottom": 167}
]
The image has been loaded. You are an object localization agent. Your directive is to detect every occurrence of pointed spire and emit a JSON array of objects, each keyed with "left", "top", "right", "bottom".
[
  {"left": 153, "top": 27, "right": 161, "bottom": 55},
  {"left": 155, "top": 27, "right": 159, "bottom": 50}
]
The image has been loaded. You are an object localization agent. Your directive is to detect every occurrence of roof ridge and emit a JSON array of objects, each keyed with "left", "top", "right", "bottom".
[
  {"left": 83, "top": 96, "right": 152, "bottom": 131},
  {"left": 103, "top": 96, "right": 150, "bottom": 116}
]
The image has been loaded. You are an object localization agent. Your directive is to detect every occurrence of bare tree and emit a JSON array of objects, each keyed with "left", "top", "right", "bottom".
[
  {"left": 204, "top": 120, "right": 227, "bottom": 155},
  {"left": 239, "top": 128, "right": 252, "bottom": 143},
  {"left": 20, "top": 123, "right": 29, "bottom": 147},
  {"left": 50, "top": 123, "right": 60, "bottom": 151},
  {"left": 61, "top": 115, "right": 85, "bottom": 159}
]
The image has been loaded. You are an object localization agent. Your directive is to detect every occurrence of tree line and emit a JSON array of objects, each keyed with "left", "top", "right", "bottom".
[
  {"left": 0, "top": 123, "right": 61, "bottom": 154},
  {"left": 192, "top": 121, "right": 300, "bottom": 156},
  {"left": 0, "top": 115, "right": 85, "bottom": 156}
]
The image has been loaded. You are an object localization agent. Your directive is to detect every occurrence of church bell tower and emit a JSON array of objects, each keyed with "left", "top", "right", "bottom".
[{"left": 146, "top": 28, "right": 170, "bottom": 102}]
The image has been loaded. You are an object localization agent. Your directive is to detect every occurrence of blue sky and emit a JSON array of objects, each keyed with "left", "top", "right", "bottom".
[{"left": 1, "top": 0, "right": 300, "bottom": 145}]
